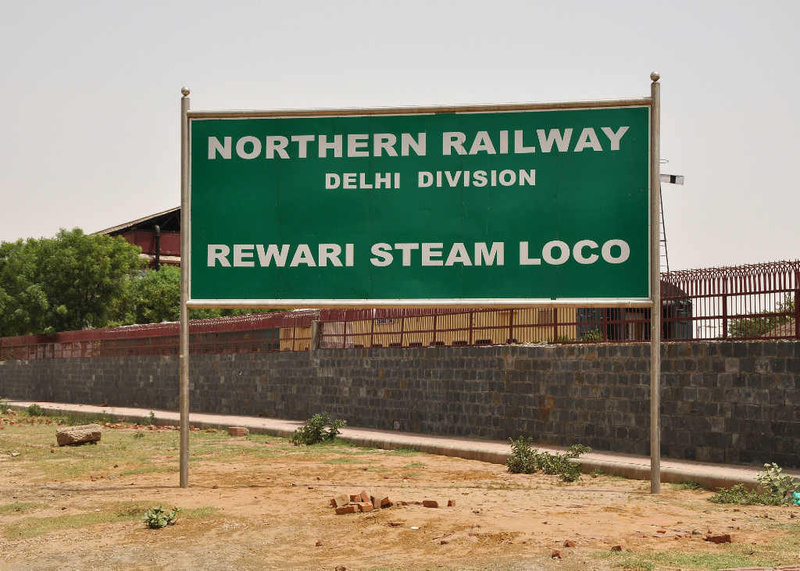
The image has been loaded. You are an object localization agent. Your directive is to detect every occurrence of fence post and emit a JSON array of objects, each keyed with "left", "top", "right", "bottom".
[
  {"left": 602, "top": 310, "right": 608, "bottom": 341},
  {"left": 508, "top": 309, "right": 515, "bottom": 344},
  {"left": 310, "top": 321, "right": 321, "bottom": 352},
  {"left": 432, "top": 313, "right": 438, "bottom": 346},
  {"left": 722, "top": 278, "right": 728, "bottom": 339},
  {"left": 795, "top": 270, "right": 799, "bottom": 340},
  {"left": 469, "top": 310, "right": 474, "bottom": 346},
  {"left": 400, "top": 314, "right": 405, "bottom": 347},
  {"left": 552, "top": 308, "right": 558, "bottom": 343},
  {"left": 370, "top": 312, "right": 376, "bottom": 348}
]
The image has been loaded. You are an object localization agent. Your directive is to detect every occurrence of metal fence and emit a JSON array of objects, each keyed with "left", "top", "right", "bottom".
[
  {"left": 1, "top": 260, "right": 797, "bottom": 361},
  {"left": 662, "top": 260, "right": 799, "bottom": 340}
]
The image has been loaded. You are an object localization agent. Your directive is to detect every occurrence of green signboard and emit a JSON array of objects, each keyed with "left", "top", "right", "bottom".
[{"left": 188, "top": 104, "right": 650, "bottom": 305}]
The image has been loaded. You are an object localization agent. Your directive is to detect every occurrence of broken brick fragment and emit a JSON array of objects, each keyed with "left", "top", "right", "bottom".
[
  {"left": 335, "top": 505, "right": 357, "bottom": 515},
  {"left": 423, "top": 500, "right": 439, "bottom": 508},
  {"left": 704, "top": 533, "right": 732, "bottom": 544},
  {"left": 333, "top": 494, "right": 350, "bottom": 508}
]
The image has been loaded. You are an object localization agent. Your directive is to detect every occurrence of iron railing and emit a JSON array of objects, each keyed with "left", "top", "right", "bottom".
[{"left": 1, "top": 260, "right": 797, "bottom": 361}]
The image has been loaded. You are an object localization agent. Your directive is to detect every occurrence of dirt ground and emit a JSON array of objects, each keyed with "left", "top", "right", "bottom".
[{"left": 1, "top": 414, "right": 799, "bottom": 570}]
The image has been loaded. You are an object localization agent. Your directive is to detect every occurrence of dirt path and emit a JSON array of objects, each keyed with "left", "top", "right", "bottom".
[{"left": 0, "top": 418, "right": 798, "bottom": 570}]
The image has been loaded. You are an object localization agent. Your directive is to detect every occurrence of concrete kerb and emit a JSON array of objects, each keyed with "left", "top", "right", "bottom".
[{"left": 8, "top": 400, "right": 781, "bottom": 491}]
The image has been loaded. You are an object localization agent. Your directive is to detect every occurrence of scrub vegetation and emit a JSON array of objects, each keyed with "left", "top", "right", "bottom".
[{"left": 1, "top": 407, "right": 799, "bottom": 569}]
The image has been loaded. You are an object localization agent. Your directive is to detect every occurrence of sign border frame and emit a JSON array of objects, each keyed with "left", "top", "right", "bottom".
[{"left": 185, "top": 98, "right": 654, "bottom": 309}]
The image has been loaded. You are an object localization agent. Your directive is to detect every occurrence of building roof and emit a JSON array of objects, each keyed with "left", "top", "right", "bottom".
[{"left": 91, "top": 206, "right": 180, "bottom": 236}]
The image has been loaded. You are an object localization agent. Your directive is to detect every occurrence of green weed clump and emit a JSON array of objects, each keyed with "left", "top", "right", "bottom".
[
  {"left": 710, "top": 463, "right": 800, "bottom": 505},
  {"left": 64, "top": 412, "right": 116, "bottom": 426},
  {"left": 0, "top": 397, "right": 10, "bottom": 414},
  {"left": 507, "top": 436, "right": 591, "bottom": 482},
  {"left": 289, "top": 413, "right": 346, "bottom": 446},
  {"left": 143, "top": 506, "right": 180, "bottom": 529},
  {"left": 26, "top": 404, "right": 45, "bottom": 417}
]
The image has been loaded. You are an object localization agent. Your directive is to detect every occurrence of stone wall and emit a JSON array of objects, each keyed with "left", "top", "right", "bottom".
[{"left": 1, "top": 341, "right": 797, "bottom": 467}]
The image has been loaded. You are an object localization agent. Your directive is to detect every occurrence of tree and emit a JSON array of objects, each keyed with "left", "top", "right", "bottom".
[
  {"left": 114, "top": 264, "right": 276, "bottom": 326},
  {"left": 0, "top": 229, "right": 143, "bottom": 336},
  {"left": 729, "top": 294, "right": 796, "bottom": 338},
  {"left": 113, "top": 264, "right": 181, "bottom": 325}
]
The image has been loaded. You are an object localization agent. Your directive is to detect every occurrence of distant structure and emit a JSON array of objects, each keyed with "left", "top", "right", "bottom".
[
  {"left": 91, "top": 204, "right": 693, "bottom": 342},
  {"left": 92, "top": 207, "right": 181, "bottom": 269}
]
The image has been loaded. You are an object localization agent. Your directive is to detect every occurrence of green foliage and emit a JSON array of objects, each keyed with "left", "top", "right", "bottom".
[
  {"left": 506, "top": 436, "right": 591, "bottom": 482},
  {"left": 289, "top": 413, "right": 346, "bottom": 446},
  {"left": 671, "top": 481, "right": 706, "bottom": 491},
  {"left": 142, "top": 506, "right": 180, "bottom": 529},
  {"left": 111, "top": 264, "right": 278, "bottom": 326},
  {"left": 710, "top": 463, "right": 800, "bottom": 505},
  {"left": 729, "top": 294, "right": 796, "bottom": 338},
  {"left": 506, "top": 436, "right": 538, "bottom": 474},
  {"left": 111, "top": 265, "right": 181, "bottom": 325},
  {"left": 64, "top": 412, "right": 116, "bottom": 426},
  {"left": 26, "top": 404, "right": 44, "bottom": 417},
  {"left": 0, "top": 397, "right": 10, "bottom": 414},
  {"left": 756, "top": 463, "right": 800, "bottom": 502},
  {"left": 0, "top": 233, "right": 281, "bottom": 333},
  {"left": 709, "top": 484, "right": 782, "bottom": 506},
  {"left": 0, "top": 228, "right": 143, "bottom": 336},
  {"left": 581, "top": 328, "right": 603, "bottom": 342}
]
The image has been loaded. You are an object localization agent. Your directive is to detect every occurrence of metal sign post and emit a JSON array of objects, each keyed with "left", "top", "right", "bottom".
[
  {"left": 180, "top": 87, "right": 191, "bottom": 488},
  {"left": 649, "top": 72, "right": 662, "bottom": 493}
]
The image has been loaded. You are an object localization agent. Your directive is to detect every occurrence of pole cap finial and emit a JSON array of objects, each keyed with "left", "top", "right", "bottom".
[
  {"left": 181, "top": 87, "right": 190, "bottom": 97},
  {"left": 650, "top": 71, "right": 661, "bottom": 83}
]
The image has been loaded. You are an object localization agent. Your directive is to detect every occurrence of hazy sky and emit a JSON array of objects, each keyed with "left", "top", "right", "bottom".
[{"left": 1, "top": 0, "right": 797, "bottom": 271}]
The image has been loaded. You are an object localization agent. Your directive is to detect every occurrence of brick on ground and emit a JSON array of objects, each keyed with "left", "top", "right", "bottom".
[
  {"left": 332, "top": 494, "right": 350, "bottom": 508},
  {"left": 228, "top": 426, "right": 249, "bottom": 437}
]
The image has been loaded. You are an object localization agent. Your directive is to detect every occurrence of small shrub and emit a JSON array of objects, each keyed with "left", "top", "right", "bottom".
[
  {"left": 290, "top": 413, "right": 346, "bottom": 446},
  {"left": 133, "top": 431, "right": 145, "bottom": 439},
  {"left": 756, "top": 463, "right": 800, "bottom": 502},
  {"left": 507, "top": 436, "right": 591, "bottom": 482},
  {"left": 709, "top": 484, "right": 780, "bottom": 506},
  {"left": 143, "top": 506, "right": 180, "bottom": 529},
  {"left": 148, "top": 411, "right": 156, "bottom": 426},
  {"left": 710, "top": 463, "right": 800, "bottom": 506},
  {"left": 26, "top": 404, "right": 45, "bottom": 417},
  {"left": 507, "top": 436, "right": 538, "bottom": 474},
  {"left": 0, "top": 397, "right": 10, "bottom": 414}
]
